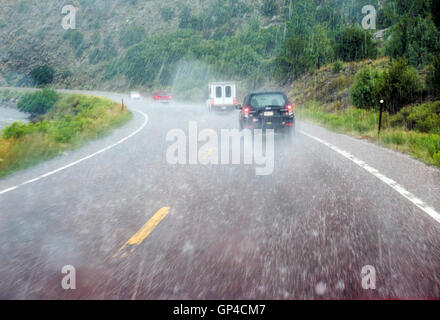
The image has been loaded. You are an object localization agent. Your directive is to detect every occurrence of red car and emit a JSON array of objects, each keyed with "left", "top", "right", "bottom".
[{"left": 153, "top": 91, "right": 172, "bottom": 103}]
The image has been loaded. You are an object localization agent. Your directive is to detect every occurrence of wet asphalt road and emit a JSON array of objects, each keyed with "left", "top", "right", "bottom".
[
  {"left": 0, "top": 105, "right": 28, "bottom": 130},
  {"left": 0, "top": 92, "right": 440, "bottom": 299}
]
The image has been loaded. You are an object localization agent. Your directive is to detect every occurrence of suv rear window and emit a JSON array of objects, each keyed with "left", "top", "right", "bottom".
[
  {"left": 216, "top": 87, "right": 222, "bottom": 98},
  {"left": 249, "top": 93, "right": 286, "bottom": 109}
]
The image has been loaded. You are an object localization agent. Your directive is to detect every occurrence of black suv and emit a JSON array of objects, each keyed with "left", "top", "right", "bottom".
[{"left": 237, "top": 91, "right": 295, "bottom": 137}]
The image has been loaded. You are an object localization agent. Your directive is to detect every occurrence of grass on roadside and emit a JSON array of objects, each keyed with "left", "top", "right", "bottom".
[
  {"left": 0, "top": 92, "right": 132, "bottom": 177},
  {"left": 297, "top": 101, "right": 440, "bottom": 168}
]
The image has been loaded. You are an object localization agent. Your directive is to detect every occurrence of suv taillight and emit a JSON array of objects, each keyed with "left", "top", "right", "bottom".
[
  {"left": 243, "top": 106, "right": 250, "bottom": 115},
  {"left": 233, "top": 98, "right": 237, "bottom": 105},
  {"left": 210, "top": 99, "right": 214, "bottom": 106}
]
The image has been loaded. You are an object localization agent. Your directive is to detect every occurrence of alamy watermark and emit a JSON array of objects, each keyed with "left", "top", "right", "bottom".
[
  {"left": 61, "top": 5, "right": 77, "bottom": 30},
  {"left": 361, "top": 265, "right": 376, "bottom": 290},
  {"left": 362, "top": 5, "right": 377, "bottom": 30},
  {"left": 166, "top": 121, "right": 275, "bottom": 176},
  {"left": 61, "top": 265, "right": 76, "bottom": 290}
]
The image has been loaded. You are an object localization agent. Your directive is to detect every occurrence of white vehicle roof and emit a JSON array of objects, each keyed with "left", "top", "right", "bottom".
[{"left": 209, "top": 82, "right": 235, "bottom": 86}]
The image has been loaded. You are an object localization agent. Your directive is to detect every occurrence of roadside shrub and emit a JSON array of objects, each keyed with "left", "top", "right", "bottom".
[
  {"left": 434, "top": 152, "right": 440, "bottom": 166},
  {"left": 332, "top": 60, "right": 344, "bottom": 74},
  {"left": 350, "top": 66, "right": 382, "bottom": 109},
  {"left": 29, "top": 65, "right": 54, "bottom": 87},
  {"left": 17, "top": 89, "right": 58, "bottom": 116},
  {"left": 3, "top": 122, "right": 32, "bottom": 139},
  {"left": 392, "top": 101, "right": 440, "bottom": 134},
  {"left": 375, "top": 58, "right": 421, "bottom": 114}
]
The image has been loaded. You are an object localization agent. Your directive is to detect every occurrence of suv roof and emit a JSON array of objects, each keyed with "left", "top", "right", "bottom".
[{"left": 248, "top": 91, "right": 286, "bottom": 96}]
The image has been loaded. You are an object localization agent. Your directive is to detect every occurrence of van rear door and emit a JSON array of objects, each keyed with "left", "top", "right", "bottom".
[
  {"left": 214, "top": 85, "right": 224, "bottom": 106},
  {"left": 223, "top": 84, "right": 235, "bottom": 106}
]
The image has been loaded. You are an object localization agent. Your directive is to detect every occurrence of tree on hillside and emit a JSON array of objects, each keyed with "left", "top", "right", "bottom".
[
  {"left": 335, "top": 26, "right": 377, "bottom": 62},
  {"left": 375, "top": 58, "right": 421, "bottom": 114},
  {"left": 29, "top": 65, "right": 54, "bottom": 87},
  {"left": 386, "top": 15, "right": 440, "bottom": 67}
]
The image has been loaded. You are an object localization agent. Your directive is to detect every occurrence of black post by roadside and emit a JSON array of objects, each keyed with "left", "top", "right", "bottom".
[{"left": 378, "top": 99, "right": 384, "bottom": 136}]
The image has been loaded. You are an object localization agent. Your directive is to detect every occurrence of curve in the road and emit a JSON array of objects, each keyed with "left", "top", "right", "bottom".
[
  {"left": 0, "top": 109, "right": 149, "bottom": 196},
  {"left": 300, "top": 130, "right": 440, "bottom": 225}
]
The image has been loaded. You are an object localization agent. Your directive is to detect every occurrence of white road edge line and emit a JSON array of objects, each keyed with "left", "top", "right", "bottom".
[
  {"left": 0, "top": 109, "right": 149, "bottom": 196},
  {"left": 299, "top": 130, "right": 440, "bottom": 225}
]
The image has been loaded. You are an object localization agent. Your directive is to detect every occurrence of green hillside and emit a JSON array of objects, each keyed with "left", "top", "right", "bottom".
[{"left": 0, "top": 0, "right": 439, "bottom": 101}]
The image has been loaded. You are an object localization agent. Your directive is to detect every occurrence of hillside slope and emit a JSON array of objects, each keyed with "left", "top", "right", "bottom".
[{"left": 0, "top": 0, "right": 276, "bottom": 90}]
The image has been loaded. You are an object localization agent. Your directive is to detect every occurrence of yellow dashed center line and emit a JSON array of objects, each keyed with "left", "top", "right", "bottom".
[{"left": 113, "top": 207, "right": 171, "bottom": 258}]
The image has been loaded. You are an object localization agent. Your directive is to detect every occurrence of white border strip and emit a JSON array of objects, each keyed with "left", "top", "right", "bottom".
[
  {"left": 0, "top": 110, "right": 149, "bottom": 196},
  {"left": 299, "top": 130, "right": 440, "bottom": 225}
]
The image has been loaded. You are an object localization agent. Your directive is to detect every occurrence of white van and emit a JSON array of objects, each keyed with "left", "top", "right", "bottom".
[{"left": 207, "top": 82, "right": 237, "bottom": 112}]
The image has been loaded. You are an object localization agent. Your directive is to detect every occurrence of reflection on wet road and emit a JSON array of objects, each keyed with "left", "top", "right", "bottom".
[{"left": 0, "top": 92, "right": 439, "bottom": 300}]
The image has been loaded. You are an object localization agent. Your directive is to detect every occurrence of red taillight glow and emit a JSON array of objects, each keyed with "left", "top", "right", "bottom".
[
  {"left": 286, "top": 123, "right": 293, "bottom": 127},
  {"left": 243, "top": 107, "right": 250, "bottom": 114},
  {"left": 233, "top": 99, "right": 237, "bottom": 105},
  {"left": 287, "top": 104, "right": 293, "bottom": 111},
  {"left": 210, "top": 99, "right": 214, "bottom": 106}
]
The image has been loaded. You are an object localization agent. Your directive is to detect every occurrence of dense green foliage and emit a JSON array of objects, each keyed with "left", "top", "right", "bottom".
[
  {"left": 350, "top": 66, "right": 382, "bottom": 109},
  {"left": 391, "top": 101, "right": 440, "bottom": 134},
  {"left": 106, "top": 17, "right": 282, "bottom": 93},
  {"left": 375, "top": 59, "right": 421, "bottom": 113},
  {"left": 351, "top": 59, "right": 421, "bottom": 113},
  {"left": 386, "top": 15, "right": 440, "bottom": 67},
  {"left": 426, "top": 56, "right": 440, "bottom": 97},
  {"left": 335, "top": 26, "right": 377, "bottom": 62},
  {"left": 92, "top": 0, "right": 439, "bottom": 96},
  {"left": 17, "top": 89, "right": 58, "bottom": 116}
]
